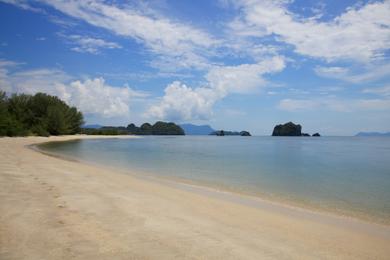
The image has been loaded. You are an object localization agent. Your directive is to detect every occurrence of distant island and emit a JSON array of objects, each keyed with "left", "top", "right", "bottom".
[
  {"left": 180, "top": 124, "right": 215, "bottom": 135},
  {"left": 272, "top": 122, "right": 320, "bottom": 137},
  {"left": 355, "top": 132, "right": 390, "bottom": 137},
  {"left": 82, "top": 121, "right": 185, "bottom": 135},
  {"left": 179, "top": 123, "right": 251, "bottom": 136},
  {"left": 210, "top": 130, "right": 251, "bottom": 136},
  {"left": 83, "top": 123, "right": 252, "bottom": 136},
  {"left": 82, "top": 124, "right": 102, "bottom": 129}
]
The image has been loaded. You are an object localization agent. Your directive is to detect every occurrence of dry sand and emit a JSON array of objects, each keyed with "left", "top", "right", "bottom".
[{"left": 0, "top": 136, "right": 389, "bottom": 259}]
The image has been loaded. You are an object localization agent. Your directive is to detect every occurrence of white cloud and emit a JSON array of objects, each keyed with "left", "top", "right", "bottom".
[
  {"left": 278, "top": 98, "right": 390, "bottom": 112},
  {"left": 148, "top": 56, "right": 285, "bottom": 121},
  {"left": 206, "top": 56, "right": 285, "bottom": 95},
  {"left": 5, "top": 0, "right": 389, "bottom": 72},
  {"left": 362, "top": 85, "right": 390, "bottom": 97},
  {"left": 0, "top": 59, "right": 21, "bottom": 67},
  {"left": 0, "top": 0, "right": 44, "bottom": 12},
  {"left": 37, "top": 0, "right": 218, "bottom": 70},
  {"left": 0, "top": 60, "right": 146, "bottom": 118},
  {"left": 315, "top": 64, "right": 390, "bottom": 83},
  {"left": 64, "top": 35, "right": 122, "bottom": 54},
  {"left": 2, "top": 0, "right": 284, "bottom": 72},
  {"left": 314, "top": 66, "right": 349, "bottom": 78},
  {"left": 147, "top": 81, "right": 217, "bottom": 121},
  {"left": 357, "top": 99, "right": 390, "bottom": 110},
  {"left": 228, "top": 0, "right": 390, "bottom": 63},
  {"left": 278, "top": 99, "right": 319, "bottom": 111},
  {"left": 62, "top": 78, "right": 142, "bottom": 117}
]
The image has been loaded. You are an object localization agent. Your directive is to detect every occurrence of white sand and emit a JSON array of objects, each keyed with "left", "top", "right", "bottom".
[{"left": 1, "top": 136, "right": 389, "bottom": 259}]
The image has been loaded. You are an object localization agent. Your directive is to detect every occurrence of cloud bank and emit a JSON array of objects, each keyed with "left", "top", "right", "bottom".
[
  {"left": 0, "top": 60, "right": 146, "bottom": 118},
  {"left": 148, "top": 56, "right": 285, "bottom": 121},
  {"left": 228, "top": 0, "right": 390, "bottom": 63}
]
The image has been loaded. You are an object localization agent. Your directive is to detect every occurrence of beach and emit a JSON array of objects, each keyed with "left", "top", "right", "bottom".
[{"left": 1, "top": 136, "right": 389, "bottom": 259}]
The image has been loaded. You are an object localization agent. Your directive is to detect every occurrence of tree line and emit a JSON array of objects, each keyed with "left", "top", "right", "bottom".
[
  {"left": 81, "top": 122, "right": 185, "bottom": 135},
  {"left": 0, "top": 91, "right": 84, "bottom": 136},
  {"left": 126, "top": 122, "right": 184, "bottom": 135}
]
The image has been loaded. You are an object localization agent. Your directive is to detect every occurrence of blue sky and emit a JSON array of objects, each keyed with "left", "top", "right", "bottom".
[{"left": 0, "top": 0, "right": 389, "bottom": 135}]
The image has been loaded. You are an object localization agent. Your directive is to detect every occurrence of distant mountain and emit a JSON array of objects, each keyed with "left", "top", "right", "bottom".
[
  {"left": 180, "top": 124, "right": 215, "bottom": 135},
  {"left": 355, "top": 132, "right": 390, "bottom": 137},
  {"left": 83, "top": 124, "right": 103, "bottom": 129}
]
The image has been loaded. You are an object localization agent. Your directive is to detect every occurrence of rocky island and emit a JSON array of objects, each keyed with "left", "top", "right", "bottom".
[
  {"left": 210, "top": 130, "right": 251, "bottom": 136},
  {"left": 272, "top": 122, "right": 320, "bottom": 137}
]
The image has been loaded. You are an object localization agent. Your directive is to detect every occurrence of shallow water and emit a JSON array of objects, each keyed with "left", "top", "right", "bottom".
[{"left": 40, "top": 136, "right": 390, "bottom": 223}]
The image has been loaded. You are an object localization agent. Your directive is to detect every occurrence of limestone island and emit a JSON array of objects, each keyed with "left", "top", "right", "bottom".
[{"left": 272, "top": 122, "right": 320, "bottom": 137}]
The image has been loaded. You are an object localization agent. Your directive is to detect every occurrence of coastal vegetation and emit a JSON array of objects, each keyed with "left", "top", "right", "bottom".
[
  {"left": 0, "top": 91, "right": 83, "bottom": 137},
  {"left": 80, "top": 127, "right": 129, "bottom": 135},
  {"left": 82, "top": 121, "right": 185, "bottom": 135}
]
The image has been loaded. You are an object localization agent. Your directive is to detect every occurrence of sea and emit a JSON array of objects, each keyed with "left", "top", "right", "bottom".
[{"left": 39, "top": 136, "right": 390, "bottom": 224}]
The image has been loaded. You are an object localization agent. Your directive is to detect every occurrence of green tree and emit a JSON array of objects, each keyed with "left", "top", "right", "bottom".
[
  {"left": 65, "top": 107, "right": 83, "bottom": 134},
  {"left": 0, "top": 91, "right": 84, "bottom": 137},
  {"left": 140, "top": 123, "right": 153, "bottom": 135},
  {"left": 46, "top": 105, "right": 66, "bottom": 135},
  {"left": 0, "top": 91, "right": 10, "bottom": 136}
]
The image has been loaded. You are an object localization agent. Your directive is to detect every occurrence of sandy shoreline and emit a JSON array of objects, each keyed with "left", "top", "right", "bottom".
[{"left": 1, "top": 136, "right": 390, "bottom": 259}]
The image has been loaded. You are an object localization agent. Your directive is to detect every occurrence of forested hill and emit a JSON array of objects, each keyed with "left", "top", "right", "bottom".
[{"left": 82, "top": 122, "right": 185, "bottom": 135}]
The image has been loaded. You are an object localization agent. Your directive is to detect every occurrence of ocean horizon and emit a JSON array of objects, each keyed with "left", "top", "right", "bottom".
[{"left": 39, "top": 136, "right": 390, "bottom": 224}]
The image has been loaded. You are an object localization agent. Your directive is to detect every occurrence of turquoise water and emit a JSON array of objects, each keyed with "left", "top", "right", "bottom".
[{"left": 39, "top": 136, "right": 390, "bottom": 223}]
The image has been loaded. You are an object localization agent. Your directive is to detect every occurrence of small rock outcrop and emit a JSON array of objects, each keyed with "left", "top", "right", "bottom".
[
  {"left": 302, "top": 133, "right": 310, "bottom": 137},
  {"left": 272, "top": 122, "right": 302, "bottom": 136},
  {"left": 215, "top": 130, "right": 225, "bottom": 136},
  {"left": 210, "top": 130, "right": 251, "bottom": 136},
  {"left": 240, "top": 131, "right": 251, "bottom": 136},
  {"left": 312, "top": 133, "right": 321, "bottom": 137}
]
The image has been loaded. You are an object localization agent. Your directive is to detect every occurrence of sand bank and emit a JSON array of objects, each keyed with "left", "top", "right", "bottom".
[{"left": 1, "top": 136, "right": 389, "bottom": 259}]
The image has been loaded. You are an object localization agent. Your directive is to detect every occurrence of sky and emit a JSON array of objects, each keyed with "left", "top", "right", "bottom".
[{"left": 0, "top": 0, "right": 389, "bottom": 135}]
